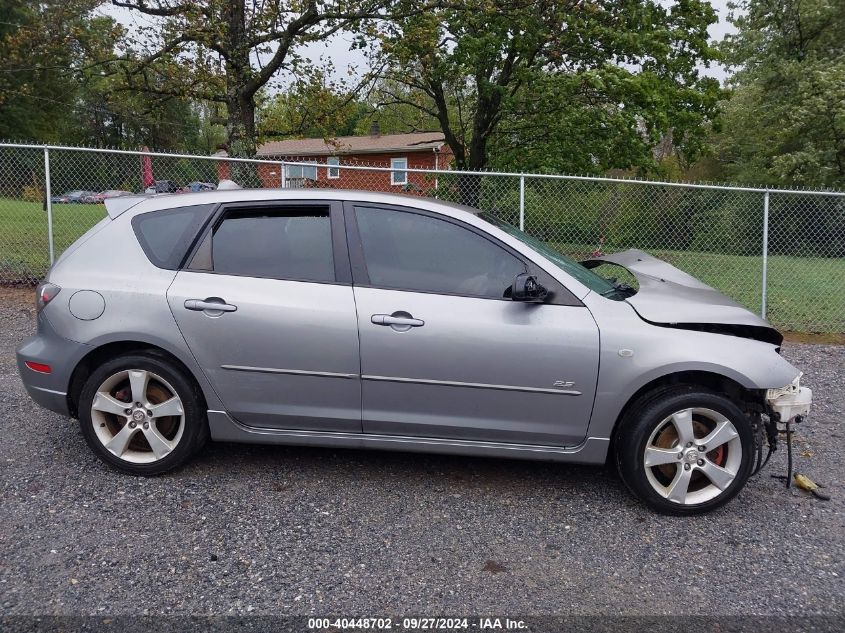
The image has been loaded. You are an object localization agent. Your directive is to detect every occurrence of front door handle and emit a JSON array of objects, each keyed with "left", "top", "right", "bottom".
[
  {"left": 371, "top": 313, "right": 424, "bottom": 329},
  {"left": 184, "top": 298, "right": 238, "bottom": 313}
]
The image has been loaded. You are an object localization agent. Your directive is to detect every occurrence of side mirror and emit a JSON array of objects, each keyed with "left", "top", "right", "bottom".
[{"left": 510, "top": 273, "right": 547, "bottom": 303}]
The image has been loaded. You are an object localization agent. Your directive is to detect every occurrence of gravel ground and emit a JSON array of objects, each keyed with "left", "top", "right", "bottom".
[{"left": 0, "top": 286, "right": 843, "bottom": 618}]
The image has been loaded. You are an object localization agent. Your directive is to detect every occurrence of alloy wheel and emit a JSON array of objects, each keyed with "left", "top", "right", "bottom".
[
  {"left": 643, "top": 407, "right": 742, "bottom": 505},
  {"left": 90, "top": 369, "right": 185, "bottom": 464}
]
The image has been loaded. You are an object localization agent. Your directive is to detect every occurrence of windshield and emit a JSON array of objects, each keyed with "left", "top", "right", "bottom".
[{"left": 479, "top": 213, "right": 617, "bottom": 296}]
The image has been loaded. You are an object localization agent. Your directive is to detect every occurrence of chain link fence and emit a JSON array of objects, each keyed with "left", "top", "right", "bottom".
[{"left": 1, "top": 143, "right": 842, "bottom": 333}]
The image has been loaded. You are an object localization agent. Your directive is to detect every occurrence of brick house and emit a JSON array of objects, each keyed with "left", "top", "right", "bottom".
[{"left": 249, "top": 126, "right": 452, "bottom": 194}]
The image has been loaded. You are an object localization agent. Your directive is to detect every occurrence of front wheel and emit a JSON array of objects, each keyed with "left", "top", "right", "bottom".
[
  {"left": 78, "top": 353, "right": 207, "bottom": 475},
  {"left": 615, "top": 388, "right": 755, "bottom": 515}
]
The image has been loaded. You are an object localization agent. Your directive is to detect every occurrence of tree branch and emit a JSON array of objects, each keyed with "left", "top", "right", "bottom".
[{"left": 111, "top": 0, "right": 202, "bottom": 18}]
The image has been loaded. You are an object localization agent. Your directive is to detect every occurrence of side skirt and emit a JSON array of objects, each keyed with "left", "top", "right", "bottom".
[{"left": 207, "top": 410, "right": 610, "bottom": 465}]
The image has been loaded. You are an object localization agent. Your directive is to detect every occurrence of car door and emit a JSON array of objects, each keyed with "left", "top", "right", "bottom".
[
  {"left": 167, "top": 200, "right": 362, "bottom": 432},
  {"left": 347, "top": 203, "right": 600, "bottom": 447}
]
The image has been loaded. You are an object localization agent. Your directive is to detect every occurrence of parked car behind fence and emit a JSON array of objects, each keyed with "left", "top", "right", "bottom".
[
  {"left": 152, "top": 180, "right": 181, "bottom": 194},
  {"left": 81, "top": 190, "right": 134, "bottom": 204},
  {"left": 50, "top": 190, "right": 97, "bottom": 204},
  {"left": 181, "top": 182, "right": 216, "bottom": 193}
]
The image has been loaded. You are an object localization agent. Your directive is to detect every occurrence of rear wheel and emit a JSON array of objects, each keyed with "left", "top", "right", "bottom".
[
  {"left": 79, "top": 353, "right": 207, "bottom": 475},
  {"left": 615, "top": 388, "right": 755, "bottom": 515}
]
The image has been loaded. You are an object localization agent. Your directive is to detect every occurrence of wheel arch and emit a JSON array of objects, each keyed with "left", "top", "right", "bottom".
[
  {"left": 67, "top": 339, "right": 212, "bottom": 418},
  {"left": 605, "top": 369, "right": 764, "bottom": 465}
]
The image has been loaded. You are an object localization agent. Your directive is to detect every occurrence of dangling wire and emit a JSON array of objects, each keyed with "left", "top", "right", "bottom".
[{"left": 751, "top": 412, "right": 778, "bottom": 476}]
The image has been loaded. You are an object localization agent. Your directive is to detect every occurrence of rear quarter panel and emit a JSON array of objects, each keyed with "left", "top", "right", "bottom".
[{"left": 42, "top": 213, "right": 225, "bottom": 411}]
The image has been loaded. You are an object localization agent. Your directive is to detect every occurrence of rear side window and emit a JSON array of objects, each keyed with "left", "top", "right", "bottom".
[
  {"left": 209, "top": 208, "right": 334, "bottom": 282},
  {"left": 132, "top": 204, "right": 214, "bottom": 269}
]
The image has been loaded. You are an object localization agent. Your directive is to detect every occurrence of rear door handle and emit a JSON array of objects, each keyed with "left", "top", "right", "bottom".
[
  {"left": 184, "top": 298, "right": 238, "bottom": 313},
  {"left": 371, "top": 314, "right": 424, "bottom": 328}
]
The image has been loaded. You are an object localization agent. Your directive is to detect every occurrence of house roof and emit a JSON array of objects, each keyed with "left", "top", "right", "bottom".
[{"left": 256, "top": 131, "right": 446, "bottom": 157}]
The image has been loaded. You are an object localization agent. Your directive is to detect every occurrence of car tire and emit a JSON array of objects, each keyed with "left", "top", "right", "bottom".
[
  {"left": 615, "top": 387, "right": 755, "bottom": 515},
  {"left": 78, "top": 352, "right": 208, "bottom": 475}
]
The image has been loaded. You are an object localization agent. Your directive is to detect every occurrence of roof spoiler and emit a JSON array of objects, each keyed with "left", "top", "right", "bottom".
[{"left": 104, "top": 195, "right": 147, "bottom": 219}]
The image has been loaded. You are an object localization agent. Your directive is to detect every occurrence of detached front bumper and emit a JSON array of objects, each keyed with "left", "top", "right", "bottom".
[{"left": 766, "top": 374, "right": 812, "bottom": 421}]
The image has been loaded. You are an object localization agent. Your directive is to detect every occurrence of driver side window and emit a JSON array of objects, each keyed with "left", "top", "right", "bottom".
[{"left": 354, "top": 206, "right": 525, "bottom": 299}]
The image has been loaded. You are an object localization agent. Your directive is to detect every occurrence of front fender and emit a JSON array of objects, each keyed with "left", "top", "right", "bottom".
[{"left": 585, "top": 299, "right": 801, "bottom": 439}]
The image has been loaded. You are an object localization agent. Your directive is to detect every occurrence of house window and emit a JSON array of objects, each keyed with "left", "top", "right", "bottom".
[
  {"left": 391, "top": 157, "right": 408, "bottom": 186},
  {"left": 327, "top": 157, "right": 340, "bottom": 179},
  {"left": 284, "top": 162, "right": 318, "bottom": 182}
]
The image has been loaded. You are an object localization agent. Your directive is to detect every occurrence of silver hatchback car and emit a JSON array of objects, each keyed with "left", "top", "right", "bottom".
[{"left": 17, "top": 189, "right": 812, "bottom": 514}]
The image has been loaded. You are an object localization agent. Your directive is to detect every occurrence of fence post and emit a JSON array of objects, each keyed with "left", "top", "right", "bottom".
[
  {"left": 519, "top": 175, "right": 525, "bottom": 231},
  {"left": 43, "top": 146, "right": 55, "bottom": 265},
  {"left": 761, "top": 190, "right": 770, "bottom": 320}
]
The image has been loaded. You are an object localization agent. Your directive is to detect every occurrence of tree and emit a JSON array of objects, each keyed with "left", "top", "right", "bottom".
[
  {"left": 351, "top": 80, "right": 442, "bottom": 136},
  {"left": 0, "top": 1, "right": 104, "bottom": 141},
  {"left": 372, "top": 0, "right": 722, "bottom": 203},
  {"left": 61, "top": 15, "right": 214, "bottom": 151},
  {"left": 112, "top": 0, "right": 436, "bottom": 158},
  {"left": 0, "top": 1, "right": 209, "bottom": 151},
  {"left": 717, "top": 0, "right": 845, "bottom": 188},
  {"left": 259, "top": 72, "right": 369, "bottom": 141}
]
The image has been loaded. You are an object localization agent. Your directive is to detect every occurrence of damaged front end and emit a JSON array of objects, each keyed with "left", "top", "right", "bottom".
[
  {"left": 582, "top": 249, "right": 814, "bottom": 479},
  {"left": 767, "top": 373, "right": 813, "bottom": 422},
  {"left": 582, "top": 249, "right": 783, "bottom": 345},
  {"left": 751, "top": 373, "right": 813, "bottom": 479}
]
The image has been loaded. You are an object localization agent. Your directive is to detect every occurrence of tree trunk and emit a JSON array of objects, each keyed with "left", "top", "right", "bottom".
[
  {"left": 456, "top": 133, "right": 489, "bottom": 208},
  {"left": 224, "top": 92, "right": 261, "bottom": 186},
  {"left": 225, "top": 93, "right": 256, "bottom": 158},
  {"left": 221, "top": 0, "right": 260, "bottom": 184}
]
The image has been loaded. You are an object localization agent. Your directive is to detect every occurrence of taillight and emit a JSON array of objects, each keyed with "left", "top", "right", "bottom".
[
  {"left": 36, "top": 282, "right": 61, "bottom": 312},
  {"left": 25, "top": 361, "right": 52, "bottom": 374}
]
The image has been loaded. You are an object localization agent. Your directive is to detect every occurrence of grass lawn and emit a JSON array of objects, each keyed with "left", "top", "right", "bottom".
[
  {"left": 638, "top": 249, "right": 841, "bottom": 333},
  {"left": 0, "top": 197, "right": 841, "bottom": 332},
  {"left": 653, "top": 250, "right": 844, "bottom": 335},
  {"left": 0, "top": 197, "right": 106, "bottom": 281}
]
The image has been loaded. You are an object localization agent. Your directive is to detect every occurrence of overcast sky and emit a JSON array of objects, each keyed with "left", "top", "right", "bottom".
[{"left": 102, "top": 0, "right": 738, "bottom": 90}]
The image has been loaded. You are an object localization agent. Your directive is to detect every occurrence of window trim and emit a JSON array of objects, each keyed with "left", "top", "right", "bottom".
[
  {"left": 183, "top": 199, "right": 352, "bottom": 285},
  {"left": 390, "top": 157, "right": 408, "bottom": 186},
  {"left": 326, "top": 157, "right": 340, "bottom": 179},
  {"left": 343, "top": 202, "right": 581, "bottom": 306},
  {"left": 131, "top": 203, "right": 218, "bottom": 270}
]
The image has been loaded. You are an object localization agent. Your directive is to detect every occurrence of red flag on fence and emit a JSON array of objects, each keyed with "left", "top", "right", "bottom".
[{"left": 141, "top": 147, "right": 154, "bottom": 189}]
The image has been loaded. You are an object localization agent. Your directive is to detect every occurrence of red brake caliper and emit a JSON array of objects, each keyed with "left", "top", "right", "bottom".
[{"left": 708, "top": 445, "right": 727, "bottom": 466}]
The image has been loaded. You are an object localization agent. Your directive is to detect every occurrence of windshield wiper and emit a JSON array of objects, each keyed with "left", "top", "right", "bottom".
[{"left": 601, "top": 279, "right": 637, "bottom": 299}]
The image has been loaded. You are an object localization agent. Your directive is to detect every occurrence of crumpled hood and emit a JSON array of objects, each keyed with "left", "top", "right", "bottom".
[{"left": 584, "top": 249, "right": 773, "bottom": 330}]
